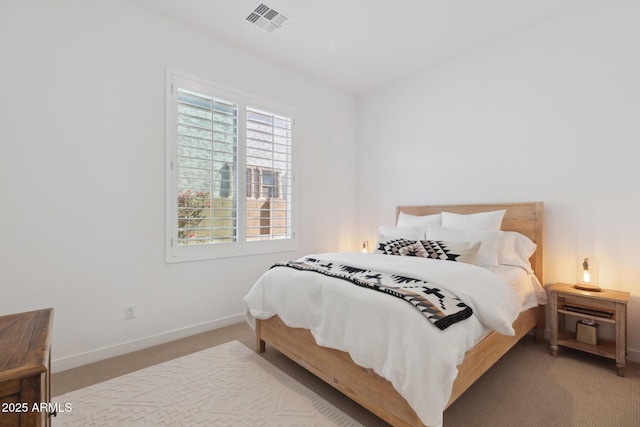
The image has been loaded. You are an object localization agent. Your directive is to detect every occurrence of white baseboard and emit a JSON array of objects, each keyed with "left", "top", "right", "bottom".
[{"left": 52, "top": 313, "right": 245, "bottom": 373}]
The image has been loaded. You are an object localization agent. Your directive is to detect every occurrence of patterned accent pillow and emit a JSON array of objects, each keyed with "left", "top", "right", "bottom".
[{"left": 376, "top": 238, "right": 480, "bottom": 264}]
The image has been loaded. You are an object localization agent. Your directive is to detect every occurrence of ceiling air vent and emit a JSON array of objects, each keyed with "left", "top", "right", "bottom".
[{"left": 245, "top": 2, "right": 288, "bottom": 33}]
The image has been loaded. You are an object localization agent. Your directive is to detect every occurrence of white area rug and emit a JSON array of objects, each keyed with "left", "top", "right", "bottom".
[{"left": 53, "top": 340, "right": 362, "bottom": 426}]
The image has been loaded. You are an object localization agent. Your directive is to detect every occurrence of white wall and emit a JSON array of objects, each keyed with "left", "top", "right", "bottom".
[
  {"left": 356, "top": 0, "right": 640, "bottom": 360},
  {"left": 0, "top": 0, "right": 357, "bottom": 371}
]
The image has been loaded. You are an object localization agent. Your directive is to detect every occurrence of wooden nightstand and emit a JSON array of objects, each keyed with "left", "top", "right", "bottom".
[{"left": 549, "top": 283, "right": 630, "bottom": 376}]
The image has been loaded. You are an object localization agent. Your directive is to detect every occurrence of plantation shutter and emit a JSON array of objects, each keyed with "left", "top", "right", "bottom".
[
  {"left": 167, "top": 70, "right": 296, "bottom": 262},
  {"left": 245, "top": 107, "right": 293, "bottom": 241},
  {"left": 176, "top": 88, "right": 238, "bottom": 245}
]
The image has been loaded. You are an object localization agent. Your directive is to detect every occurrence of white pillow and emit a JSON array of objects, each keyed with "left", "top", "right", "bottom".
[
  {"left": 396, "top": 212, "right": 442, "bottom": 227},
  {"left": 425, "top": 225, "right": 500, "bottom": 267},
  {"left": 441, "top": 209, "right": 506, "bottom": 231},
  {"left": 497, "top": 231, "right": 537, "bottom": 273},
  {"left": 377, "top": 226, "right": 426, "bottom": 241}
]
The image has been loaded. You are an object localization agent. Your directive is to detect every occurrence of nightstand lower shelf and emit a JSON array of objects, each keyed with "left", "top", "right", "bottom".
[{"left": 556, "top": 331, "right": 616, "bottom": 359}]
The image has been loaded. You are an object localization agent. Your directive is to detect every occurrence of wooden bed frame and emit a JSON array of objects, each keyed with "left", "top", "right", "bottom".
[{"left": 256, "top": 202, "right": 544, "bottom": 426}]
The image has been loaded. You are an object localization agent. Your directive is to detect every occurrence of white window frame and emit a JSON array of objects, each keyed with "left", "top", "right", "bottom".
[{"left": 165, "top": 69, "right": 296, "bottom": 262}]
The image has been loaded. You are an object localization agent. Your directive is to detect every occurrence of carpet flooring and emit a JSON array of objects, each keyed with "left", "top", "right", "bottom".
[{"left": 53, "top": 322, "right": 640, "bottom": 427}]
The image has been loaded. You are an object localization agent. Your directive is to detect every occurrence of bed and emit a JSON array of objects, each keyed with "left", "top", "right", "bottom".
[{"left": 245, "top": 202, "right": 545, "bottom": 427}]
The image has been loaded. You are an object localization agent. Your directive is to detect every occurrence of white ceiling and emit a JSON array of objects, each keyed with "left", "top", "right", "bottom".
[{"left": 132, "top": 0, "right": 590, "bottom": 95}]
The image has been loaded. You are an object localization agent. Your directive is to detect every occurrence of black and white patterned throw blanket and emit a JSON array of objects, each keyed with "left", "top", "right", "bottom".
[{"left": 271, "top": 257, "right": 473, "bottom": 330}]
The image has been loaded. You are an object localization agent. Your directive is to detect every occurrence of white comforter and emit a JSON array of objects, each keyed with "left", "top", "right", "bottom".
[{"left": 244, "top": 252, "right": 522, "bottom": 427}]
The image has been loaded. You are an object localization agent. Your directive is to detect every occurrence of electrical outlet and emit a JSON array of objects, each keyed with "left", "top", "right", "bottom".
[{"left": 125, "top": 305, "right": 136, "bottom": 319}]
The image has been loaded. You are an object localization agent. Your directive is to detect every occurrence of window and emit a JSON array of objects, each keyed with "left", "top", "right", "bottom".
[
  {"left": 166, "top": 71, "right": 295, "bottom": 262},
  {"left": 246, "top": 168, "right": 280, "bottom": 199},
  {"left": 260, "top": 170, "right": 278, "bottom": 199}
]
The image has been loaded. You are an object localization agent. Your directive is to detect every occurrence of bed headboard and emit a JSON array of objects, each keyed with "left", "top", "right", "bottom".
[{"left": 396, "top": 202, "right": 544, "bottom": 284}]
